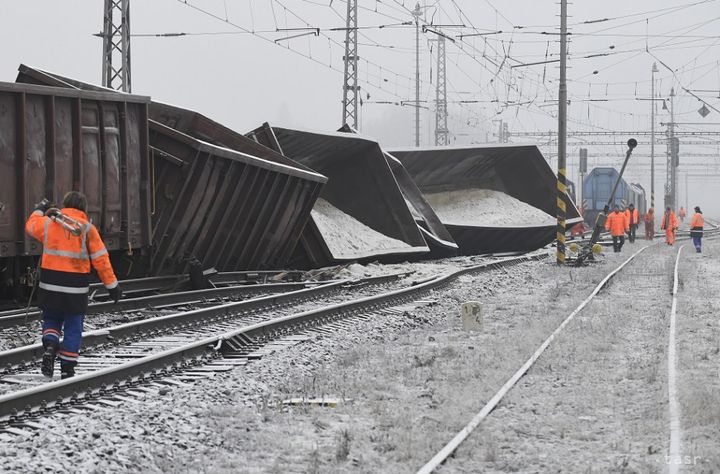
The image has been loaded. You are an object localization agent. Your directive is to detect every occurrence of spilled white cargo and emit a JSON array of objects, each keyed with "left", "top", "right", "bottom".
[
  {"left": 311, "top": 198, "right": 412, "bottom": 259},
  {"left": 424, "top": 188, "right": 556, "bottom": 228}
]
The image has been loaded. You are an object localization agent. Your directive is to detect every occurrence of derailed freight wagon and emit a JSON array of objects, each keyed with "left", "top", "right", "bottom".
[
  {"left": 389, "top": 144, "right": 583, "bottom": 255},
  {"left": 149, "top": 122, "right": 325, "bottom": 274},
  {"left": 250, "top": 124, "right": 430, "bottom": 267},
  {"left": 16, "top": 65, "right": 328, "bottom": 275},
  {"left": 335, "top": 124, "right": 458, "bottom": 258},
  {"left": 0, "top": 81, "right": 152, "bottom": 299}
]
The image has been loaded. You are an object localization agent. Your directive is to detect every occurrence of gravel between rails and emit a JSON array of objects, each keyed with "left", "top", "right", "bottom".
[
  {"left": 447, "top": 243, "right": 675, "bottom": 472},
  {"left": 675, "top": 239, "right": 720, "bottom": 470},
  {"left": 0, "top": 253, "right": 605, "bottom": 473}
]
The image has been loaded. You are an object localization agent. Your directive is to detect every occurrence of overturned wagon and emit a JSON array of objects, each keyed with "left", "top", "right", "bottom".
[
  {"left": 149, "top": 122, "right": 325, "bottom": 274},
  {"left": 0, "top": 80, "right": 152, "bottom": 298},
  {"left": 250, "top": 125, "right": 430, "bottom": 267},
  {"left": 15, "top": 65, "right": 328, "bottom": 275},
  {"left": 389, "top": 144, "right": 582, "bottom": 255}
]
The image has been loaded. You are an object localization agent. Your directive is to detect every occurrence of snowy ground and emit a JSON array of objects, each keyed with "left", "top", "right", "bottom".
[
  {"left": 676, "top": 240, "right": 720, "bottom": 471},
  {"left": 1, "top": 241, "right": 717, "bottom": 473}
]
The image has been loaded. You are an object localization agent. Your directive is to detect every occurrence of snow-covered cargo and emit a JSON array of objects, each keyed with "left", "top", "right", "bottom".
[
  {"left": 249, "top": 124, "right": 430, "bottom": 265},
  {"left": 388, "top": 144, "right": 582, "bottom": 254}
]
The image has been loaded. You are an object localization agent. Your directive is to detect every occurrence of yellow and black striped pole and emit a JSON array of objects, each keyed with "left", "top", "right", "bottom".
[
  {"left": 556, "top": 0, "right": 568, "bottom": 265},
  {"left": 557, "top": 169, "right": 567, "bottom": 264}
]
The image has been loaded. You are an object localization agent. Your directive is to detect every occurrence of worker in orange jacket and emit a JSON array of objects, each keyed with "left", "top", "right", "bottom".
[
  {"left": 644, "top": 208, "right": 655, "bottom": 240},
  {"left": 25, "top": 191, "right": 123, "bottom": 379},
  {"left": 690, "top": 206, "right": 704, "bottom": 253},
  {"left": 624, "top": 203, "right": 640, "bottom": 243},
  {"left": 679, "top": 206, "right": 687, "bottom": 224},
  {"left": 660, "top": 206, "right": 679, "bottom": 246},
  {"left": 605, "top": 205, "right": 629, "bottom": 252}
]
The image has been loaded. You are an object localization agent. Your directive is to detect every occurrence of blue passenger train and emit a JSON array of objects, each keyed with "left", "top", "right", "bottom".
[{"left": 581, "top": 167, "right": 647, "bottom": 226}]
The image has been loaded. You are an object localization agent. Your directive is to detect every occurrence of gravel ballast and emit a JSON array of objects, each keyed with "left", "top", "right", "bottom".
[{"left": 2, "top": 243, "right": 717, "bottom": 473}]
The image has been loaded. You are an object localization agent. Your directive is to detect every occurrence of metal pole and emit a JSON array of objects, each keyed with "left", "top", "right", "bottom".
[
  {"left": 101, "top": 0, "right": 131, "bottom": 92},
  {"left": 666, "top": 87, "right": 676, "bottom": 210},
  {"left": 651, "top": 62, "right": 658, "bottom": 210},
  {"left": 413, "top": 3, "right": 421, "bottom": 147},
  {"left": 434, "top": 34, "right": 448, "bottom": 146},
  {"left": 341, "top": 0, "right": 359, "bottom": 129},
  {"left": 556, "top": 0, "right": 568, "bottom": 265}
]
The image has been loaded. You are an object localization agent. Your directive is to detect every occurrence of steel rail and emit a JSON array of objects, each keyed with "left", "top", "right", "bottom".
[
  {"left": 0, "top": 270, "right": 308, "bottom": 320},
  {"left": 0, "top": 253, "right": 545, "bottom": 425},
  {"left": 0, "top": 281, "right": 333, "bottom": 328},
  {"left": 0, "top": 273, "right": 404, "bottom": 374},
  {"left": 667, "top": 245, "right": 684, "bottom": 472},
  {"left": 416, "top": 244, "right": 655, "bottom": 474}
]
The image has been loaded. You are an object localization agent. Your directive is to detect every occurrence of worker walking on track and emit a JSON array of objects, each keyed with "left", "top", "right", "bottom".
[
  {"left": 679, "top": 206, "right": 687, "bottom": 224},
  {"left": 690, "top": 206, "right": 704, "bottom": 253},
  {"left": 25, "top": 191, "right": 123, "bottom": 379},
  {"left": 644, "top": 207, "right": 655, "bottom": 240},
  {"left": 624, "top": 203, "right": 640, "bottom": 243},
  {"left": 605, "top": 205, "right": 629, "bottom": 253},
  {"left": 661, "top": 206, "right": 679, "bottom": 246}
]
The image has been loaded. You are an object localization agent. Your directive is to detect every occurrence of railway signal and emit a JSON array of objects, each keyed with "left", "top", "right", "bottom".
[{"left": 573, "top": 138, "right": 637, "bottom": 266}]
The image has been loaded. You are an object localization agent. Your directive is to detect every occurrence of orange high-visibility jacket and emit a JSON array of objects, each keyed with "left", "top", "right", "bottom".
[
  {"left": 605, "top": 211, "right": 629, "bottom": 236},
  {"left": 644, "top": 209, "right": 654, "bottom": 223},
  {"left": 691, "top": 212, "right": 704, "bottom": 229},
  {"left": 624, "top": 208, "right": 640, "bottom": 226},
  {"left": 26, "top": 208, "right": 118, "bottom": 314},
  {"left": 661, "top": 211, "right": 678, "bottom": 230}
]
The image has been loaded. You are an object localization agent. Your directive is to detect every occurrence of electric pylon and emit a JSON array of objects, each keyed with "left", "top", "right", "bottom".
[
  {"left": 101, "top": 0, "right": 131, "bottom": 92},
  {"left": 342, "top": 0, "right": 359, "bottom": 129}
]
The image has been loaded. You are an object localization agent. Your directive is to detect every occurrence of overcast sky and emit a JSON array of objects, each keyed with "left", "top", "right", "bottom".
[{"left": 2, "top": 0, "right": 719, "bottom": 215}]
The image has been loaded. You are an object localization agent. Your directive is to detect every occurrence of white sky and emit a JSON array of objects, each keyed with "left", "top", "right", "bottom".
[{"left": 1, "top": 0, "right": 719, "bottom": 215}]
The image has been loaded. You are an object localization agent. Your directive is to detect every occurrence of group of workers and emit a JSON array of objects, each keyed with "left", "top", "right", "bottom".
[{"left": 604, "top": 203, "right": 705, "bottom": 253}]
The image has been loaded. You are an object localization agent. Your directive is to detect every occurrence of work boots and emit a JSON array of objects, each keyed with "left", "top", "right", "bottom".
[
  {"left": 60, "top": 361, "right": 77, "bottom": 380},
  {"left": 41, "top": 346, "right": 57, "bottom": 378}
]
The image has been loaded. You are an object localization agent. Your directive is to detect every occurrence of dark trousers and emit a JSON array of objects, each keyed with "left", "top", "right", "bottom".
[
  {"left": 612, "top": 235, "right": 625, "bottom": 252},
  {"left": 692, "top": 234, "right": 702, "bottom": 253},
  {"left": 628, "top": 224, "right": 637, "bottom": 243},
  {"left": 41, "top": 309, "right": 84, "bottom": 371}
]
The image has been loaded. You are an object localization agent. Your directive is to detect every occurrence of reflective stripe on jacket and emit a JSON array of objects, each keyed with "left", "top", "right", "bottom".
[
  {"left": 25, "top": 208, "right": 118, "bottom": 314},
  {"left": 605, "top": 211, "right": 629, "bottom": 237}
]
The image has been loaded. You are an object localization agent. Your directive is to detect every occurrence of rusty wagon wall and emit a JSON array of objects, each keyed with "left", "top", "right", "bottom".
[
  {"left": 15, "top": 65, "right": 328, "bottom": 275},
  {"left": 149, "top": 121, "right": 326, "bottom": 274},
  {"left": 0, "top": 81, "right": 151, "bottom": 263}
]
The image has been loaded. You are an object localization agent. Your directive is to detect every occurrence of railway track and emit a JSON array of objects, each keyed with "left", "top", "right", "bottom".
[
  {"left": 416, "top": 235, "right": 711, "bottom": 473},
  {"left": 0, "top": 280, "right": 334, "bottom": 330},
  {"left": 0, "top": 252, "right": 544, "bottom": 430},
  {"left": 0, "top": 272, "right": 408, "bottom": 375},
  {"left": 0, "top": 270, "right": 309, "bottom": 326}
]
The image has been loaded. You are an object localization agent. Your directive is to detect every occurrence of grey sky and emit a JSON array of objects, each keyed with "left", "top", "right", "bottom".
[{"left": 2, "top": 0, "right": 719, "bottom": 214}]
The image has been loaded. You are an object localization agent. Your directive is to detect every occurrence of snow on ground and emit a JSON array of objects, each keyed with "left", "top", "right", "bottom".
[
  {"left": 424, "top": 188, "right": 555, "bottom": 227},
  {"left": 3, "top": 240, "right": 718, "bottom": 473},
  {"left": 676, "top": 240, "right": 720, "bottom": 470},
  {"left": 311, "top": 198, "right": 412, "bottom": 259}
]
